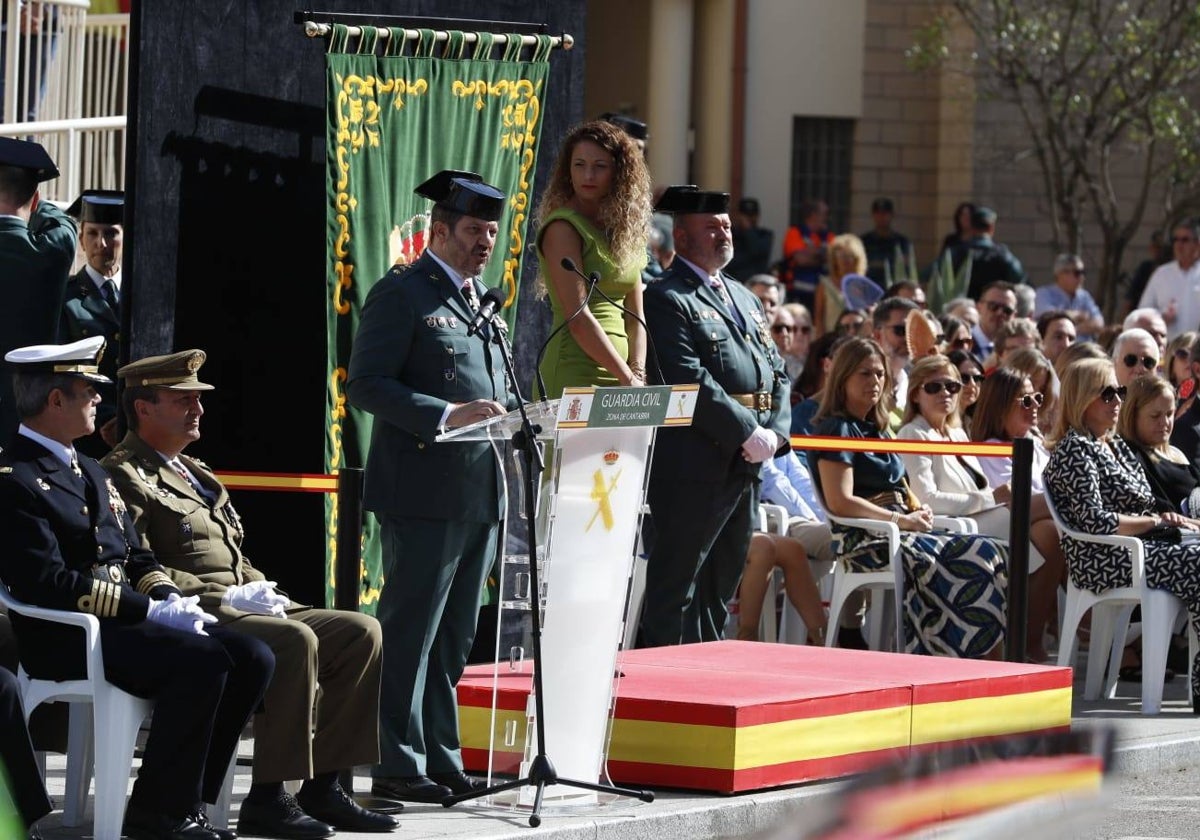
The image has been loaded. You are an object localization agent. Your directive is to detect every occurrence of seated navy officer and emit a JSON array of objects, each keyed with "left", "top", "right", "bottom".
[
  {"left": 103, "top": 349, "right": 396, "bottom": 838},
  {"left": 60, "top": 189, "right": 124, "bottom": 457},
  {"left": 348, "top": 169, "right": 519, "bottom": 804},
  {"left": 0, "top": 337, "right": 275, "bottom": 840}
]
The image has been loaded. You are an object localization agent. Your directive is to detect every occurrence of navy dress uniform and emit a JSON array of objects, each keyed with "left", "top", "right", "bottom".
[
  {"left": 0, "top": 338, "right": 274, "bottom": 840},
  {"left": 347, "top": 171, "right": 518, "bottom": 802},
  {"left": 60, "top": 190, "right": 125, "bottom": 457},
  {"left": 641, "top": 187, "right": 791, "bottom": 647},
  {"left": 0, "top": 138, "right": 77, "bottom": 443}
]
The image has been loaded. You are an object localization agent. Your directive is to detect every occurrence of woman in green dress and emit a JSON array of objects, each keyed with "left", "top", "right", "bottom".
[{"left": 535, "top": 120, "right": 653, "bottom": 397}]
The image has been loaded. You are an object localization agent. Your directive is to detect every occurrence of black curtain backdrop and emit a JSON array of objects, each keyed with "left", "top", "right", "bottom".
[{"left": 128, "top": 1, "right": 585, "bottom": 604}]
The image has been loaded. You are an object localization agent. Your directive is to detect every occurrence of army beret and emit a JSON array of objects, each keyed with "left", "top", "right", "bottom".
[{"left": 118, "top": 349, "right": 214, "bottom": 390}]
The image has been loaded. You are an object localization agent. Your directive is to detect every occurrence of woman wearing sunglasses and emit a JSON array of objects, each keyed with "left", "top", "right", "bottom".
[
  {"left": 1045, "top": 358, "right": 1200, "bottom": 710},
  {"left": 808, "top": 338, "right": 1008, "bottom": 658},
  {"left": 898, "top": 356, "right": 1058, "bottom": 660},
  {"left": 948, "top": 349, "right": 984, "bottom": 434},
  {"left": 1005, "top": 348, "right": 1059, "bottom": 437},
  {"left": 1164, "top": 330, "right": 1198, "bottom": 418},
  {"left": 970, "top": 367, "right": 1066, "bottom": 659}
]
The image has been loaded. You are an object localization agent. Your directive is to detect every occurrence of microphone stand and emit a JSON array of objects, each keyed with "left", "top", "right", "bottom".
[
  {"left": 532, "top": 258, "right": 599, "bottom": 401},
  {"left": 444, "top": 308, "right": 654, "bottom": 827}
]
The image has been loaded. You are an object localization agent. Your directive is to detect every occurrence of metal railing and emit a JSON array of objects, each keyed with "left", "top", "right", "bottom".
[{"left": 1, "top": 1, "right": 127, "bottom": 199}]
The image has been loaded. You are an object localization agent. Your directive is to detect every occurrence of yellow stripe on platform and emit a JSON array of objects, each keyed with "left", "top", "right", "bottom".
[
  {"left": 214, "top": 472, "right": 339, "bottom": 492},
  {"left": 909, "top": 688, "right": 1073, "bottom": 746},
  {"left": 609, "top": 705, "right": 912, "bottom": 770},
  {"left": 458, "top": 705, "right": 527, "bottom": 754},
  {"left": 791, "top": 436, "right": 1014, "bottom": 457}
]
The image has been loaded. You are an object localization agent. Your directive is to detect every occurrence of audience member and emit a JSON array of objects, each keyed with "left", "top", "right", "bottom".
[
  {"left": 872, "top": 296, "right": 919, "bottom": 415},
  {"left": 1138, "top": 218, "right": 1200, "bottom": 342},
  {"left": 1054, "top": 339, "right": 1109, "bottom": 383},
  {"left": 991, "top": 318, "right": 1041, "bottom": 368},
  {"left": 780, "top": 302, "right": 812, "bottom": 380},
  {"left": 1005, "top": 347, "right": 1060, "bottom": 438},
  {"left": 746, "top": 274, "right": 781, "bottom": 322},
  {"left": 943, "top": 296, "right": 980, "bottom": 330},
  {"left": 948, "top": 349, "right": 984, "bottom": 434},
  {"left": 1118, "top": 375, "right": 1200, "bottom": 516},
  {"left": 1014, "top": 282, "right": 1036, "bottom": 319},
  {"left": 972, "top": 281, "right": 1018, "bottom": 362},
  {"left": 1111, "top": 328, "right": 1161, "bottom": 387},
  {"left": 897, "top": 355, "right": 1059, "bottom": 661},
  {"left": 1123, "top": 230, "right": 1167, "bottom": 319},
  {"left": 726, "top": 197, "right": 774, "bottom": 281},
  {"left": 836, "top": 308, "right": 869, "bottom": 337},
  {"left": 737, "top": 530, "right": 827, "bottom": 645},
  {"left": 939, "top": 201, "right": 975, "bottom": 254},
  {"left": 1169, "top": 333, "right": 1200, "bottom": 472},
  {"left": 1124, "top": 307, "right": 1169, "bottom": 358},
  {"left": 815, "top": 233, "right": 867, "bottom": 336},
  {"left": 860, "top": 197, "right": 913, "bottom": 285},
  {"left": 939, "top": 314, "right": 974, "bottom": 355},
  {"left": 1037, "top": 310, "right": 1077, "bottom": 364},
  {"left": 885, "top": 279, "right": 926, "bottom": 308},
  {"left": 770, "top": 307, "right": 799, "bottom": 379},
  {"left": 1034, "top": 253, "right": 1104, "bottom": 339},
  {"left": 790, "top": 331, "right": 846, "bottom": 433},
  {"left": 807, "top": 337, "right": 1008, "bottom": 658},
  {"left": 947, "top": 206, "right": 1027, "bottom": 299},
  {"left": 1045, "top": 357, "right": 1200, "bottom": 708},
  {"left": 1166, "top": 331, "right": 1198, "bottom": 414},
  {"left": 781, "top": 198, "right": 833, "bottom": 308}
]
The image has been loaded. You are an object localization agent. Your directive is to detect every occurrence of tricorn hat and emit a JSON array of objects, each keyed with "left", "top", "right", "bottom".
[
  {"left": 654, "top": 185, "right": 730, "bottom": 215},
  {"left": 67, "top": 190, "right": 125, "bottom": 226},
  {"left": 414, "top": 170, "right": 505, "bottom": 222}
]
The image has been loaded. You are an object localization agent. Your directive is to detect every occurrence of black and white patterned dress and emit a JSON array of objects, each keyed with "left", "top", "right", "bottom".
[{"left": 1044, "top": 429, "right": 1200, "bottom": 694}]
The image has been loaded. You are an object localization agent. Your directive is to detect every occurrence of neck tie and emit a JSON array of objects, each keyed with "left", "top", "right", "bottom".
[
  {"left": 171, "top": 459, "right": 199, "bottom": 491},
  {"left": 710, "top": 276, "right": 745, "bottom": 330},
  {"left": 462, "top": 279, "right": 479, "bottom": 311},
  {"left": 101, "top": 279, "right": 119, "bottom": 310},
  {"left": 69, "top": 450, "right": 82, "bottom": 478}
]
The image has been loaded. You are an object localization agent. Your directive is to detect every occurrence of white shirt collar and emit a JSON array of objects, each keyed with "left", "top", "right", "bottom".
[
  {"left": 18, "top": 424, "right": 75, "bottom": 468},
  {"left": 426, "top": 249, "right": 467, "bottom": 288},
  {"left": 84, "top": 264, "right": 121, "bottom": 291}
]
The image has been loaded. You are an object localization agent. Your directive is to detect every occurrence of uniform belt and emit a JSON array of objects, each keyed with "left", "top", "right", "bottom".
[
  {"left": 731, "top": 392, "right": 772, "bottom": 411},
  {"left": 91, "top": 563, "right": 128, "bottom": 584}
]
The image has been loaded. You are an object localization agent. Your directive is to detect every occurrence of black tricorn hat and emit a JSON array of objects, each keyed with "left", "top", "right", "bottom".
[
  {"left": 0, "top": 137, "right": 59, "bottom": 182},
  {"left": 599, "top": 112, "right": 648, "bottom": 141},
  {"left": 414, "top": 170, "right": 505, "bottom": 222},
  {"left": 654, "top": 185, "right": 730, "bottom": 215},
  {"left": 67, "top": 190, "right": 124, "bottom": 225}
]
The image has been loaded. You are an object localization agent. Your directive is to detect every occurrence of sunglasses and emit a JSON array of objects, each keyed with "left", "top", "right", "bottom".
[
  {"left": 889, "top": 324, "right": 907, "bottom": 337},
  {"left": 1173, "top": 236, "right": 1196, "bottom": 244},
  {"left": 1069, "top": 268, "right": 1085, "bottom": 276},
  {"left": 959, "top": 372, "right": 985, "bottom": 384},
  {"left": 1175, "top": 348, "right": 1192, "bottom": 361},
  {"left": 921, "top": 380, "right": 963, "bottom": 396},
  {"left": 949, "top": 337, "right": 974, "bottom": 350},
  {"left": 771, "top": 324, "right": 795, "bottom": 334},
  {"left": 1100, "top": 385, "right": 1128, "bottom": 404},
  {"left": 985, "top": 300, "right": 1016, "bottom": 317},
  {"left": 1122, "top": 354, "right": 1158, "bottom": 370},
  {"left": 838, "top": 320, "right": 865, "bottom": 333},
  {"left": 1015, "top": 392, "right": 1045, "bottom": 410}
]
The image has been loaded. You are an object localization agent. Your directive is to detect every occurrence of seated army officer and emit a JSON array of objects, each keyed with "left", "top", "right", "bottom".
[
  {"left": 102, "top": 350, "right": 396, "bottom": 838},
  {"left": 0, "top": 336, "right": 274, "bottom": 840}
]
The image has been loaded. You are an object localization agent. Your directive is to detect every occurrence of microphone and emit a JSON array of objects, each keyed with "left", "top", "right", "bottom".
[
  {"left": 467, "top": 287, "right": 507, "bottom": 337},
  {"left": 532, "top": 259, "right": 602, "bottom": 401}
]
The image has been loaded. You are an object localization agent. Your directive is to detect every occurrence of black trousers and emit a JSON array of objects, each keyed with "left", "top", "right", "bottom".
[
  {"left": 98, "top": 622, "right": 274, "bottom": 815},
  {"left": 0, "top": 666, "right": 51, "bottom": 829}
]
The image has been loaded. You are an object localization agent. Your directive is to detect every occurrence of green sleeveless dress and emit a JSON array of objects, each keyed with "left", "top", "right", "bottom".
[{"left": 535, "top": 208, "right": 644, "bottom": 398}]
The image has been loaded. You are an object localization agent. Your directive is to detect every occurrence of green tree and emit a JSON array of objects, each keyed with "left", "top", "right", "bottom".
[{"left": 909, "top": 1, "right": 1200, "bottom": 317}]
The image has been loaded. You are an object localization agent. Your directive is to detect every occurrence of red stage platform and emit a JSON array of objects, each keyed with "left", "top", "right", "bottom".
[{"left": 456, "top": 641, "right": 1072, "bottom": 793}]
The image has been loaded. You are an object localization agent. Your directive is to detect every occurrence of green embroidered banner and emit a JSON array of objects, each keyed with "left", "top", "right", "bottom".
[{"left": 324, "top": 26, "right": 553, "bottom": 610}]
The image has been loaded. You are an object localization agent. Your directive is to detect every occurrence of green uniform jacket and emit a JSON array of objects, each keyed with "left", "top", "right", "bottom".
[
  {"left": 644, "top": 262, "right": 791, "bottom": 479},
  {"left": 347, "top": 252, "right": 518, "bottom": 522},
  {"left": 0, "top": 202, "right": 77, "bottom": 440},
  {"left": 101, "top": 431, "right": 279, "bottom": 620}
]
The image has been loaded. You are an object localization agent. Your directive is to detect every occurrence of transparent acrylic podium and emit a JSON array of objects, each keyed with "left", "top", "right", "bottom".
[{"left": 437, "top": 384, "right": 698, "bottom": 813}]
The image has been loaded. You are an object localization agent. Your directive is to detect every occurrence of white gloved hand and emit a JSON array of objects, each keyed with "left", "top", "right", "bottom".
[
  {"left": 221, "top": 580, "right": 290, "bottom": 617},
  {"left": 146, "top": 593, "right": 219, "bottom": 635},
  {"left": 741, "top": 426, "right": 779, "bottom": 463}
]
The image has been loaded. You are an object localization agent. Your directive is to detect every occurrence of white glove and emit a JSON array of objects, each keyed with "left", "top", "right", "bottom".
[
  {"left": 741, "top": 426, "right": 780, "bottom": 464},
  {"left": 146, "top": 593, "right": 218, "bottom": 635},
  {"left": 221, "top": 580, "right": 290, "bottom": 617}
]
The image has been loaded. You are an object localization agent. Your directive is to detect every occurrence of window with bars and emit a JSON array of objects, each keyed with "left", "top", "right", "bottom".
[{"left": 789, "top": 117, "right": 854, "bottom": 232}]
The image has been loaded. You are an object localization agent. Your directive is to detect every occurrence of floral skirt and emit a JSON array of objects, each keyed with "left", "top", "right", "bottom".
[{"left": 832, "top": 522, "right": 1009, "bottom": 658}]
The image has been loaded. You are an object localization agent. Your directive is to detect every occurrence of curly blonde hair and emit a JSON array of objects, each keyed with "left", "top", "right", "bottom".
[{"left": 535, "top": 120, "right": 652, "bottom": 272}]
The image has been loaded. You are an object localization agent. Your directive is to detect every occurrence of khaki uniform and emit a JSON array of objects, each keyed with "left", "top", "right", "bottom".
[{"left": 103, "top": 431, "right": 382, "bottom": 783}]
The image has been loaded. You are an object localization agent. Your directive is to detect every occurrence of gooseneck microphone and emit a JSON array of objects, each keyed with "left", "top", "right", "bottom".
[
  {"left": 564, "top": 260, "right": 664, "bottom": 387},
  {"left": 531, "top": 258, "right": 602, "bottom": 401},
  {"left": 466, "top": 287, "right": 508, "bottom": 337}
]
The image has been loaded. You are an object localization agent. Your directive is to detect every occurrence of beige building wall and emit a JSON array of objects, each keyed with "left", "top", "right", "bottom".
[
  {"left": 582, "top": 0, "right": 653, "bottom": 135},
  {"left": 743, "top": 0, "right": 866, "bottom": 261}
]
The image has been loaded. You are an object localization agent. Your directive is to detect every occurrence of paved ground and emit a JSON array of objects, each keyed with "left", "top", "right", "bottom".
[{"left": 28, "top": 664, "right": 1200, "bottom": 839}]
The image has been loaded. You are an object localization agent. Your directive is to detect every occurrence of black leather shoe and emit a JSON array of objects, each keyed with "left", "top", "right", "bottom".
[
  {"left": 371, "top": 775, "right": 453, "bottom": 804},
  {"left": 428, "top": 770, "right": 487, "bottom": 796},
  {"left": 236, "top": 793, "right": 334, "bottom": 839},
  {"left": 189, "top": 808, "right": 237, "bottom": 840},
  {"left": 123, "top": 803, "right": 220, "bottom": 840},
  {"left": 297, "top": 782, "right": 399, "bottom": 832}
]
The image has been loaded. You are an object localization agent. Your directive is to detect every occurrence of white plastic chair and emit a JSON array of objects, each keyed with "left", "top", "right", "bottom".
[
  {"left": 1045, "top": 491, "right": 1195, "bottom": 715},
  {"left": 0, "top": 582, "right": 151, "bottom": 840}
]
